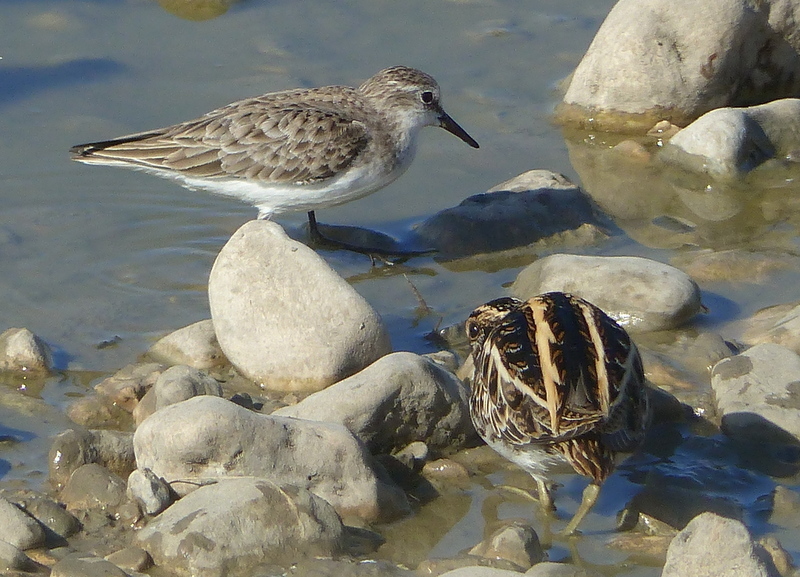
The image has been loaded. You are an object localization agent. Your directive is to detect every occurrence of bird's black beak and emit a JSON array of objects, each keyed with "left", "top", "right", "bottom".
[{"left": 438, "top": 110, "right": 479, "bottom": 148}]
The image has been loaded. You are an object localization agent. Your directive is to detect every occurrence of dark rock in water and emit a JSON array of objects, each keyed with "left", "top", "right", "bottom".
[{"left": 413, "top": 170, "right": 612, "bottom": 260}]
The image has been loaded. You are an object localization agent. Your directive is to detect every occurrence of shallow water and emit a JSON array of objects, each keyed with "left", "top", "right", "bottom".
[{"left": 2, "top": 0, "right": 800, "bottom": 575}]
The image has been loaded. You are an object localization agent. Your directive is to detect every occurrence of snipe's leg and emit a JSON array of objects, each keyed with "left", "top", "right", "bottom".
[
  {"left": 306, "top": 211, "right": 434, "bottom": 261},
  {"left": 561, "top": 482, "right": 601, "bottom": 536}
]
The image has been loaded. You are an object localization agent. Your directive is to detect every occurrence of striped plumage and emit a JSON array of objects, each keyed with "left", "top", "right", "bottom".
[{"left": 465, "top": 292, "right": 650, "bottom": 535}]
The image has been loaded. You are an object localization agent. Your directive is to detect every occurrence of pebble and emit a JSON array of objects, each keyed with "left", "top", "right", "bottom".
[
  {"left": 93, "top": 362, "right": 165, "bottom": 412},
  {"left": 0, "top": 539, "right": 37, "bottom": 573},
  {"left": 133, "top": 364, "right": 222, "bottom": 424},
  {"left": 104, "top": 547, "right": 153, "bottom": 572},
  {"left": 4, "top": 490, "right": 81, "bottom": 540},
  {"left": 59, "top": 463, "right": 128, "bottom": 514},
  {"left": 468, "top": 521, "right": 544, "bottom": 570},
  {"left": 208, "top": 220, "right": 391, "bottom": 392},
  {"left": 126, "top": 468, "right": 174, "bottom": 516},
  {"left": 0, "top": 327, "right": 53, "bottom": 374},
  {"left": 0, "top": 496, "right": 46, "bottom": 550},
  {"left": 147, "top": 319, "right": 226, "bottom": 369}
]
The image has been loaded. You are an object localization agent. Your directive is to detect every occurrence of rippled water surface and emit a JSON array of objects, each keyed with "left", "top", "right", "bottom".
[{"left": 3, "top": 0, "right": 800, "bottom": 575}]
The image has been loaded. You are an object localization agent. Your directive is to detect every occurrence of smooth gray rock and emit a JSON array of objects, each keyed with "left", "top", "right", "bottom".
[
  {"left": 147, "top": 319, "right": 227, "bottom": 370},
  {"left": 4, "top": 491, "right": 81, "bottom": 539},
  {"left": 663, "top": 99, "right": 800, "bottom": 176},
  {"left": 0, "top": 327, "right": 53, "bottom": 373},
  {"left": 208, "top": 220, "right": 391, "bottom": 392},
  {"left": 48, "top": 428, "right": 135, "bottom": 491},
  {"left": 511, "top": 254, "right": 702, "bottom": 332},
  {"left": 741, "top": 300, "right": 800, "bottom": 355},
  {"left": 414, "top": 170, "right": 609, "bottom": 259},
  {"left": 661, "top": 512, "right": 776, "bottom": 577},
  {"left": 126, "top": 468, "right": 174, "bottom": 515},
  {"left": 51, "top": 552, "right": 130, "bottom": 577},
  {"left": 711, "top": 343, "right": 800, "bottom": 442},
  {"left": 136, "top": 477, "right": 344, "bottom": 577},
  {"left": 104, "top": 547, "right": 152, "bottom": 573},
  {"left": 469, "top": 521, "right": 544, "bottom": 570},
  {"left": 438, "top": 568, "right": 527, "bottom": 577},
  {"left": 558, "top": 0, "right": 800, "bottom": 130},
  {"left": 134, "top": 365, "right": 223, "bottom": 424},
  {"left": 525, "top": 563, "right": 601, "bottom": 576},
  {"left": 663, "top": 106, "right": 774, "bottom": 176},
  {"left": 0, "top": 497, "right": 45, "bottom": 550},
  {"left": 134, "top": 396, "right": 409, "bottom": 522},
  {"left": 273, "top": 352, "right": 475, "bottom": 455},
  {"left": 0, "top": 539, "right": 36, "bottom": 572},
  {"left": 60, "top": 463, "right": 128, "bottom": 513}
]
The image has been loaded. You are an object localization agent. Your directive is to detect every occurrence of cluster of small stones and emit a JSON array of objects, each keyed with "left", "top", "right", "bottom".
[{"left": 6, "top": 0, "right": 800, "bottom": 574}]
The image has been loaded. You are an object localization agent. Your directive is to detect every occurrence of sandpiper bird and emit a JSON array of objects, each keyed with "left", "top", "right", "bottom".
[
  {"left": 465, "top": 293, "right": 650, "bottom": 535},
  {"left": 70, "top": 66, "right": 479, "bottom": 255}
]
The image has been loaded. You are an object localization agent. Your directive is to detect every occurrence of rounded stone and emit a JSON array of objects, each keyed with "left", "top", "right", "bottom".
[
  {"left": 208, "top": 220, "right": 391, "bottom": 392},
  {"left": 511, "top": 254, "right": 702, "bottom": 332}
]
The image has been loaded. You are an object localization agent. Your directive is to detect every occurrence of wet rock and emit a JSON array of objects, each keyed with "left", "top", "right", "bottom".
[
  {"left": 126, "top": 468, "right": 174, "bottom": 515},
  {"left": 133, "top": 364, "right": 222, "bottom": 425},
  {"left": 51, "top": 552, "right": 130, "bottom": 577},
  {"left": 273, "top": 352, "right": 475, "bottom": 455},
  {"left": 435, "top": 567, "right": 527, "bottom": 577},
  {"left": 468, "top": 521, "right": 544, "bottom": 570},
  {"left": 147, "top": 319, "right": 226, "bottom": 370},
  {"left": 134, "top": 395, "right": 409, "bottom": 522},
  {"left": 0, "top": 327, "right": 53, "bottom": 374},
  {"left": 664, "top": 99, "right": 800, "bottom": 177},
  {"left": 741, "top": 301, "right": 800, "bottom": 355},
  {"left": 421, "top": 458, "right": 470, "bottom": 488},
  {"left": 711, "top": 343, "right": 800, "bottom": 443},
  {"left": 556, "top": 0, "right": 800, "bottom": 130},
  {"left": 104, "top": 547, "right": 153, "bottom": 572},
  {"left": 770, "top": 485, "right": 800, "bottom": 529},
  {"left": 208, "top": 220, "right": 391, "bottom": 392},
  {"left": 759, "top": 536, "right": 796, "bottom": 576},
  {"left": 526, "top": 563, "right": 603, "bottom": 577},
  {"left": 661, "top": 512, "right": 777, "bottom": 577},
  {"left": 0, "top": 496, "right": 46, "bottom": 550},
  {"left": 60, "top": 463, "right": 127, "bottom": 513},
  {"left": 672, "top": 249, "right": 797, "bottom": 284},
  {"left": 4, "top": 491, "right": 81, "bottom": 540},
  {"left": 93, "top": 362, "right": 165, "bottom": 413},
  {"left": 136, "top": 477, "right": 344, "bottom": 576},
  {"left": 413, "top": 170, "right": 610, "bottom": 260},
  {"left": 394, "top": 441, "right": 430, "bottom": 471},
  {"left": 511, "top": 254, "right": 702, "bottom": 332},
  {"left": 65, "top": 395, "right": 126, "bottom": 429},
  {"left": 48, "top": 428, "right": 135, "bottom": 490},
  {"left": 286, "top": 557, "right": 413, "bottom": 576},
  {"left": 0, "top": 539, "right": 38, "bottom": 573}
]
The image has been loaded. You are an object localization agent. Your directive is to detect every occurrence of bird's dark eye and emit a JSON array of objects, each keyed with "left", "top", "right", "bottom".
[
  {"left": 420, "top": 90, "right": 435, "bottom": 105},
  {"left": 467, "top": 321, "right": 480, "bottom": 340}
]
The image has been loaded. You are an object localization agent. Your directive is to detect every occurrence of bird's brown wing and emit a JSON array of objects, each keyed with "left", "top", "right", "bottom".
[{"left": 69, "top": 87, "right": 371, "bottom": 185}]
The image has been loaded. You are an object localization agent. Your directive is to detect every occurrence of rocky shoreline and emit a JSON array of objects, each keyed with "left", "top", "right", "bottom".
[{"left": 6, "top": 0, "right": 800, "bottom": 575}]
